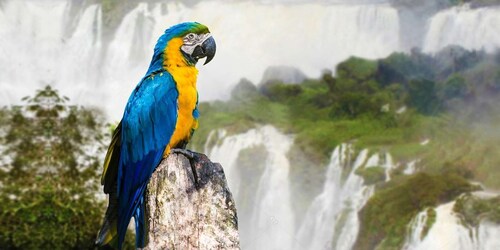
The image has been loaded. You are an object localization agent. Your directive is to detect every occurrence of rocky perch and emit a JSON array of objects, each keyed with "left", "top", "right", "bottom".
[{"left": 142, "top": 152, "right": 240, "bottom": 249}]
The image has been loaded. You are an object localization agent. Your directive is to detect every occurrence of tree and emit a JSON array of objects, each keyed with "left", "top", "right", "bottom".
[
  {"left": 0, "top": 86, "right": 109, "bottom": 249},
  {"left": 408, "top": 79, "right": 442, "bottom": 115},
  {"left": 441, "top": 74, "right": 467, "bottom": 100}
]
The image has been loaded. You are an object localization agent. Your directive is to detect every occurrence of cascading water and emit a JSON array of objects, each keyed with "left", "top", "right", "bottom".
[
  {"left": 3, "top": 0, "right": 500, "bottom": 248},
  {"left": 403, "top": 209, "right": 429, "bottom": 249},
  {"left": 3, "top": 0, "right": 499, "bottom": 121},
  {"left": 103, "top": 1, "right": 402, "bottom": 110},
  {"left": 205, "top": 127, "right": 416, "bottom": 249},
  {"left": 0, "top": 0, "right": 401, "bottom": 120},
  {"left": 206, "top": 126, "right": 296, "bottom": 250},
  {"left": 294, "top": 147, "right": 403, "bottom": 250},
  {"left": 295, "top": 146, "right": 373, "bottom": 250},
  {"left": 404, "top": 201, "right": 500, "bottom": 250},
  {"left": 423, "top": 5, "right": 500, "bottom": 53},
  {"left": 0, "top": 0, "right": 103, "bottom": 103}
]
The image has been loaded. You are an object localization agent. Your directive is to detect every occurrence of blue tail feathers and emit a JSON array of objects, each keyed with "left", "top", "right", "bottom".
[{"left": 134, "top": 197, "right": 147, "bottom": 248}]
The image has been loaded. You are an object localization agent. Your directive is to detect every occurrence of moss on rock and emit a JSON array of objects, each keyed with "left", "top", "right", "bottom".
[
  {"left": 355, "top": 166, "right": 386, "bottom": 185},
  {"left": 454, "top": 193, "right": 500, "bottom": 227},
  {"left": 355, "top": 172, "right": 478, "bottom": 250},
  {"left": 421, "top": 208, "right": 437, "bottom": 240}
]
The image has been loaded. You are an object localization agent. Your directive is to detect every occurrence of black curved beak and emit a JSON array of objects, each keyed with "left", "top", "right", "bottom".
[{"left": 192, "top": 36, "right": 216, "bottom": 65}]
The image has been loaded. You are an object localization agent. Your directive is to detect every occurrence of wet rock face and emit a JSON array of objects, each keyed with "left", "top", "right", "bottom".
[{"left": 143, "top": 152, "right": 240, "bottom": 250}]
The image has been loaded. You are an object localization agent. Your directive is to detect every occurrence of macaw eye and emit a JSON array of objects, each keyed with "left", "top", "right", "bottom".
[{"left": 187, "top": 33, "right": 196, "bottom": 40}]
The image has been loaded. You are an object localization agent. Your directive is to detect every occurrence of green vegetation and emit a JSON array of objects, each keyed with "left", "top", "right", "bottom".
[
  {"left": 1, "top": 39, "right": 498, "bottom": 249},
  {"left": 355, "top": 166, "right": 386, "bottom": 185},
  {"left": 193, "top": 57, "right": 420, "bottom": 163},
  {"left": 0, "top": 87, "right": 134, "bottom": 249},
  {"left": 101, "top": 0, "right": 120, "bottom": 14},
  {"left": 189, "top": 79, "right": 290, "bottom": 152},
  {"left": 421, "top": 208, "right": 437, "bottom": 240},
  {"left": 454, "top": 193, "right": 500, "bottom": 227},
  {"left": 193, "top": 48, "right": 500, "bottom": 190},
  {"left": 355, "top": 172, "right": 478, "bottom": 250},
  {"left": 188, "top": 47, "right": 500, "bottom": 249},
  {"left": 0, "top": 86, "right": 104, "bottom": 248}
]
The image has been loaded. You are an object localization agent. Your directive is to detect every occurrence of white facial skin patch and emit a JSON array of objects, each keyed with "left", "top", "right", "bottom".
[{"left": 180, "top": 33, "right": 212, "bottom": 56}]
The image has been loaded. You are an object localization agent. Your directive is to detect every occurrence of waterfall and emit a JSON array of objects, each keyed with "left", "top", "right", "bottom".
[
  {"left": 3, "top": 0, "right": 500, "bottom": 247},
  {"left": 294, "top": 145, "right": 372, "bottom": 250},
  {"left": 477, "top": 223, "right": 500, "bottom": 250},
  {"left": 204, "top": 126, "right": 435, "bottom": 249},
  {"left": 403, "top": 160, "right": 418, "bottom": 175},
  {"left": 9, "top": 0, "right": 500, "bottom": 120},
  {"left": 365, "top": 151, "right": 394, "bottom": 181},
  {"left": 206, "top": 126, "right": 295, "bottom": 250},
  {"left": 404, "top": 201, "right": 500, "bottom": 250},
  {"left": 203, "top": 123, "right": 500, "bottom": 250},
  {"left": 294, "top": 147, "right": 405, "bottom": 250},
  {"left": 2, "top": 0, "right": 500, "bottom": 121},
  {"left": 423, "top": 5, "right": 500, "bottom": 53},
  {"left": 403, "top": 210, "right": 429, "bottom": 249},
  {"left": 0, "top": 0, "right": 103, "bottom": 104},
  {"left": 0, "top": 0, "right": 401, "bottom": 120}
]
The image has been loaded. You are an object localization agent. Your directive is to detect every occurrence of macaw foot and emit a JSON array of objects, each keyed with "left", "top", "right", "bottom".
[
  {"left": 170, "top": 148, "right": 199, "bottom": 185},
  {"left": 170, "top": 148, "right": 195, "bottom": 160}
]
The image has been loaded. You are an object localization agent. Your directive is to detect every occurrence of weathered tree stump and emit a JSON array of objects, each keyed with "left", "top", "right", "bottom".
[{"left": 143, "top": 152, "right": 240, "bottom": 249}]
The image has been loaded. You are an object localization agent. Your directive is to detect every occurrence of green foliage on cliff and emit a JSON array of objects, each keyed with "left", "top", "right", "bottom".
[
  {"left": 193, "top": 56, "right": 424, "bottom": 162},
  {"left": 355, "top": 166, "right": 386, "bottom": 185},
  {"left": 193, "top": 48, "right": 500, "bottom": 191},
  {"left": 454, "top": 193, "right": 500, "bottom": 227},
  {"left": 422, "top": 208, "right": 437, "bottom": 240},
  {"left": 190, "top": 48, "right": 500, "bottom": 249},
  {"left": 355, "top": 172, "right": 478, "bottom": 250}
]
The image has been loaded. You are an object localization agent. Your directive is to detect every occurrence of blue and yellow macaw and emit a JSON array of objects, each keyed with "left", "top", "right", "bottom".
[{"left": 95, "top": 22, "right": 216, "bottom": 249}]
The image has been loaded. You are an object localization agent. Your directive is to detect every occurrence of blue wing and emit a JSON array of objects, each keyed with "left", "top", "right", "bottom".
[{"left": 117, "top": 72, "right": 178, "bottom": 247}]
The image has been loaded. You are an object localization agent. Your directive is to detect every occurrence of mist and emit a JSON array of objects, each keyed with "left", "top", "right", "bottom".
[
  {"left": 5, "top": 0, "right": 498, "bottom": 120},
  {"left": 1, "top": 0, "right": 500, "bottom": 249}
]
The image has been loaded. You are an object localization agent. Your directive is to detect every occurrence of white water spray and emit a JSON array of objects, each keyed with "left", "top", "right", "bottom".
[
  {"left": 423, "top": 5, "right": 500, "bottom": 53},
  {"left": 294, "top": 146, "right": 397, "bottom": 250},
  {"left": 206, "top": 126, "right": 296, "bottom": 250},
  {"left": 203, "top": 125, "right": 499, "bottom": 250},
  {"left": 405, "top": 201, "right": 500, "bottom": 250},
  {"left": 0, "top": 0, "right": 103, "bottom": 104},
  {"left": 2, "top": 0, "right": 500, "bottom": 248},
  {"left": 403, "top": 209, "right": 429, "bottom": 249},
  {"left": 0, "top": 0, "right": 400, "bottom": 120},
  {"left": 294, "top": 145, "right": 363, "bottom": 250}
]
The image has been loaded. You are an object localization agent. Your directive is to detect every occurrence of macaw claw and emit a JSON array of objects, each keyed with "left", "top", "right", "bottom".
[{"left": 170, "top": 148, "right": 195, "bottom": 160}]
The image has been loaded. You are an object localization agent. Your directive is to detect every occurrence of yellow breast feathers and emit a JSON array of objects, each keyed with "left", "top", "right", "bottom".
[{"left": 162, "top": 37, "right": 199, "bottom": 155}]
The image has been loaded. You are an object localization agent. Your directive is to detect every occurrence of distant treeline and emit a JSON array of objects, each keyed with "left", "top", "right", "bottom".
[{"left": 261, "top": 46, "right": 500, "bottom": 119}]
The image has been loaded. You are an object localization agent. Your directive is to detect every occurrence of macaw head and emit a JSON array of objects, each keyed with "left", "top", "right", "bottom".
[
  {"left": 177, "top": 23, "right": 216, "bottom": 66},
  {"left": 147, "top": 22, "right": 216, "bottom": 74}
]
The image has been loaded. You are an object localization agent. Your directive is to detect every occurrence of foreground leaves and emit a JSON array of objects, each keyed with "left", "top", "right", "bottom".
[{"left": 0, "top": 86, "right": 106, "bottom": 249}]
